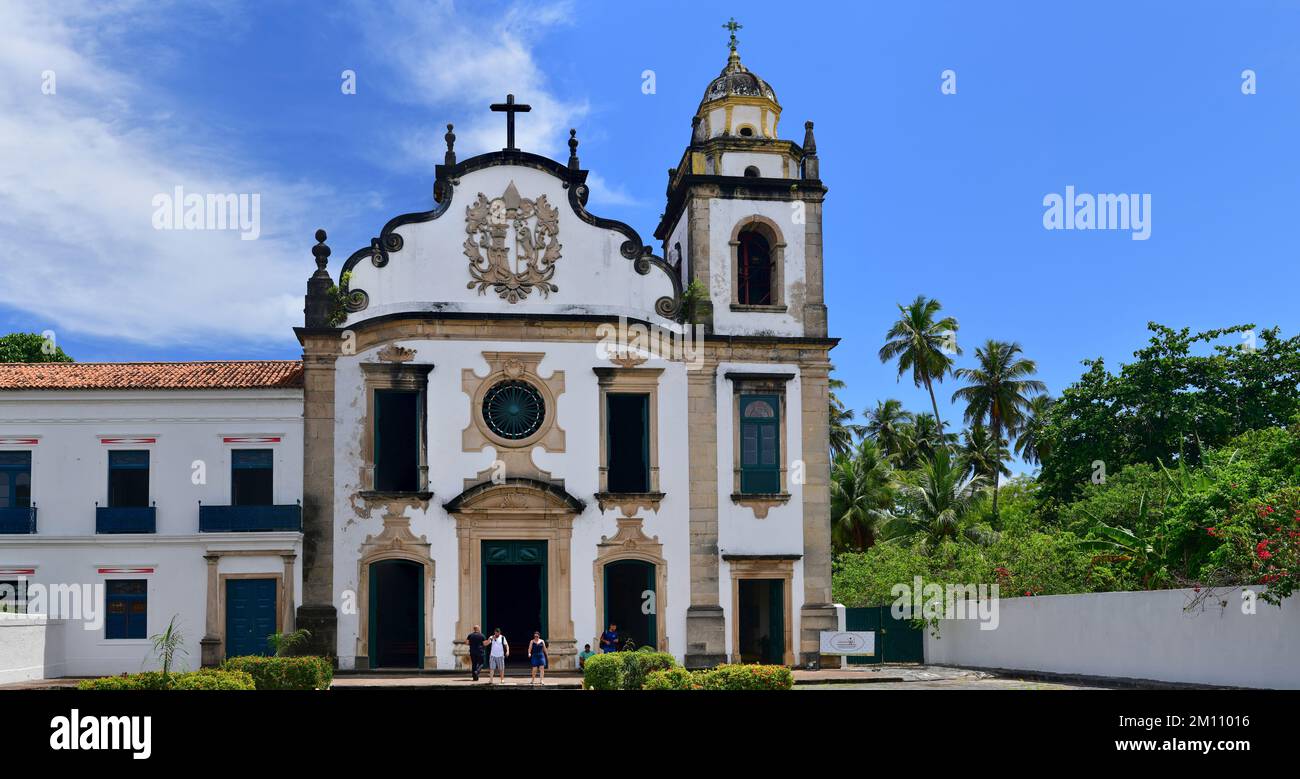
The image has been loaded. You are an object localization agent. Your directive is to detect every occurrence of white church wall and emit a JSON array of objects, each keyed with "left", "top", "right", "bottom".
[
  {"left": 342, "top": 164, "right": 678, "bottom": 332},
  {"left": 713, "top": 363, "right": 806, "bottom": 660},
  {"left": 663, "top": 211, "right": 689, "bottom": 287},
  {"left": 707, "top": 198, "right": 807, "bottom": 337},
  {"left": 720, "top": 150, "right": 787, "bottom": 178},
  {"left": 333, "top": 338, "right": 694, "bottom": 668}
]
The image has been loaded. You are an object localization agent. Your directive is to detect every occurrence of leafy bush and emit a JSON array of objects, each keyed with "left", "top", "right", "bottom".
[
  {"left": 697, "top": 664, "right": 793, "bottom": 690},
  {"left": 621, "top": 651, "right": 676, "bottom": 690},
  {"left": 580, "top": 652, "right": 624, "bottom": 690},
  {"left": 169, "top": 669, "right": 255, "bottom": 690},
  {"left": 220, "top": 655, "right": 333, "bottom": 690},
  {"left": 581, "top": 650, "right": 680, "bottom": 690},
  {"left": 78, "top": 669, "right": 254, "bottom": 691},
  {"left": 643, "top": 664, "right": 793, "bottom": 691},
  {"left": 642, "top": 667, "right": 698, "bottom": 690}
]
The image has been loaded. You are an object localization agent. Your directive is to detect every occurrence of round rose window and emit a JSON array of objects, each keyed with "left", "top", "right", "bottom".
[{"left": 482, "top": 380, "right": 545, "bottom": 440}]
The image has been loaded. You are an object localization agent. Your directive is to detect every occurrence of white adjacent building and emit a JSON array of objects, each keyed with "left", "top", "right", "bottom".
[{"left": 0, "top": 40, "right": 837, "bottom": 677}]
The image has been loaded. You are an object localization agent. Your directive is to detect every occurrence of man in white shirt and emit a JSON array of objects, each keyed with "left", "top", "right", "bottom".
[{"left": 487, "top": 628, "right": 509, "bottom": 684}]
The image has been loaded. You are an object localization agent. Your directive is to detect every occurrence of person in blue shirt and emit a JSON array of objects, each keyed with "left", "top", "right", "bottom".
[{"left": 599, "top": 623, "right": 619, "bottom": 653}]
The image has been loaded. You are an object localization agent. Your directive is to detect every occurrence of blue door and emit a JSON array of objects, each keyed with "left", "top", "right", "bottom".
[{"left": 226, "top": 578, "right": 277, "bottom": 658}]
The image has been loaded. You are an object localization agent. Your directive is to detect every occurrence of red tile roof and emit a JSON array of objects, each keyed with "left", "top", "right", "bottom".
[{"left": 0, "top": 361, "right": 304, "bottom": 390}]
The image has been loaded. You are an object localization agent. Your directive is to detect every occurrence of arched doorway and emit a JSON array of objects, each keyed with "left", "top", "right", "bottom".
[
  {"left": 368, "top": 559, "right": 423, "bottom": 668},
  {"left": 603, "top": 559, "right": 656, "bottom": 651}
]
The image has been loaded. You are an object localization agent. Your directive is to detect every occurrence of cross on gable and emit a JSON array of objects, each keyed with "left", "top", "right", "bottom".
[{"left": 490, "top": 94, "right": 532, "bottom": 151}]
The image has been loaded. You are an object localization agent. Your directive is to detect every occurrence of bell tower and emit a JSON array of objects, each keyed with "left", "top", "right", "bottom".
[{"left": 654, "top": 21, "right": 827, "bottom": 338}]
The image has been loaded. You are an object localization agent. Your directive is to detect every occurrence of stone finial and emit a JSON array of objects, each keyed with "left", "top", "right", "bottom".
[
  {"left": 312, "top": 229, "right": 331, "bottom": 272},
  {"left": 305, "top": 229, "right": 334, "bottom": 327},
  {"left": 568, "top": 128, "right": 580, "bottom": 170},
  {"left": 802, "top": 121, "right": 820, "bottom": 179},
  {"left": 444, "top": 123, "right": 457, "bottom": 166},
  {"left": 691, "top": 115, "right": 705, "bottom": 144}
]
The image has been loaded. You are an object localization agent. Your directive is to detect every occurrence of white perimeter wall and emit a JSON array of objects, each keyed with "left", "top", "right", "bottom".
[
  {"left": 924, "top": 588, "right": 1300, "bottom": 689},
  {"left": 0, "top": 614, "right": 48, "bottom": 684}
]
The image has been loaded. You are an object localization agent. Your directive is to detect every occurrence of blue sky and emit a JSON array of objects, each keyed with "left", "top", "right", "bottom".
[{"left": 1, "top": 0, "right": 1297, "bottom": 470}]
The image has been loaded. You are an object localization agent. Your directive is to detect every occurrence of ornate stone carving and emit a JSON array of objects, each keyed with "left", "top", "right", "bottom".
[
  {"left": 464, "top": 180, "right": 561, "bottom": 303},
  {"left": 376, "top": 344, "right": 416, "bottom": 363},
  {"left": 461, "top": 352, "right": 565, "bottom": 485}
]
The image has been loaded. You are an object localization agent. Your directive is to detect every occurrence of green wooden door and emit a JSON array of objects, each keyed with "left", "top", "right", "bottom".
[
  {"left": 481, "top": 540, "right": 548, "bottom": 646},
  {"left": 843, "top": 606, "right": 924, "bottom": 665},
  {"left": 845, "top": 606, "right": 882, "bottom": 665}
]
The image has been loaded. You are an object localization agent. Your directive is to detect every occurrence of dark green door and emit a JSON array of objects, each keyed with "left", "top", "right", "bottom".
[
  {"left": 845, "top": 606, "right": 923, "bottom": 665},
  {"left": 369, "top": 560, "right": 423, "bottom": 668},
  {"left": 482, "top": 540, "right": 547, "bottom": 661},
  {"left": 225, "top": 578, "right": 276, "bottom": 659},
  {"left": 603, "top": 560, "right": 656, "bottom": 650},
  {"left": 737, "top": 578, "right": 785, "bottom": 664}
]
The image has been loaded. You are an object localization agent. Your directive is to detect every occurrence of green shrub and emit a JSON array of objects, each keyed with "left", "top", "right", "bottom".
[
  {"left": 621, "top": 651, "right": 677, "bottom": 690},
  {"left": 580, "top": 652, "right": 624, "bottom": 690},
  {"left": 642, "top": 667, "right": 698, "bottom": 690},
  {"left": 641, "top": 664, "right": 794, "bottom": 691},
  {"left": 697, "top": 664, "right": 794, "bottom": 690},
  {"left": 78, "top": 669, "right": 254, "bottom": 691},
  {"left": 220, "top": 655, "right": 333, "bottom": 690},
  {"left": 169, "top": 669, "right": 255, "bottom": 690}
]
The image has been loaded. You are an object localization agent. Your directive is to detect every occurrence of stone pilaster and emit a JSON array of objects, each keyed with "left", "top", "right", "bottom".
[
  {"left": 297, "top": 335, "right": 338, "bottom": 660},
  {"left": 685, "top": 363, "right": 726, "bottom": 668},
  {"left": 799, "top": 359, "right": 838, "bottom": 667},
  {"left": 687, "top": 194, "right": 715, "bottom": 332},
  {"left": 199, "top": 553, "right": 221, "bottom": 667},
  {"left": 802, "top": 198, "right": 828, "bottom": 338}
]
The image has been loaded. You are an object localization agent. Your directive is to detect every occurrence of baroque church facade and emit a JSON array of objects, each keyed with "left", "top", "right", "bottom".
[{"left": 0, "top": 41, "right": 836, "bottom": 676}]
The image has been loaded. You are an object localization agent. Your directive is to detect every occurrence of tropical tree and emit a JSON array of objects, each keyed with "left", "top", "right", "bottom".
[
  {"left": 884, "top": 449, "right": 992, "bottom": 548},
  {"left": 878, "top": 295, "right": 960, "bottom": 439},
  {"left": 149, "top": 615, "right": 188, "bottom": 681},
  {"left": 830, "top": 439, "right": 897, "bottom": 551},
  {"left": 959, "top": 422, "right": 1011, "bottom": 485},
  {"left": 0, "top": 332, "right": 74, "bottom": 363},
  {"left": 951, "top": 339, "right": 1046, "bottom": 516},
  {"left": 863, "top": 399, "right": 912, "bottom": 461},
  {"left": 1014, "top": 394, "right": 1055, "bottom": 466},
  {"left": 896, "top": 412, "right": 957, "bottom": 469},
  {"left": 829, "top": 376, "right": 866, "bottom": 457}
]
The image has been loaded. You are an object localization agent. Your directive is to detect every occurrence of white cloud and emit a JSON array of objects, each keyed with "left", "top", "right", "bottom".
[
  {"left": 585, "top": 173, "right": 643, "bottom": 208},
  {"left": 355, "top": 0, "right": 587, "bottom": 161},
  {"left": 0, "top": 2, "right": 314, "bottom": 348}
]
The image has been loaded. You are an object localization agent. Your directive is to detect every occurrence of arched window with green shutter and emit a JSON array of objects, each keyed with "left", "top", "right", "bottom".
[{"left": 739, "top": 394, "right": 780, "bottom": 494}]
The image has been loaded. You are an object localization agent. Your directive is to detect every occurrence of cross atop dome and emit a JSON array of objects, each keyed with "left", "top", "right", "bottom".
[{"left": 722, "top": 17, "right": 742, "bottom": 52}]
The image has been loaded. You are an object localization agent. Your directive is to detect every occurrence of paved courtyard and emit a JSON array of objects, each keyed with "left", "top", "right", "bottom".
[{"left": 0, "top": 664, "right": 1108, "bottom": 690}]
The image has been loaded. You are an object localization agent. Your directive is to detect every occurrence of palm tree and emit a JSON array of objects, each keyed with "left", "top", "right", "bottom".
[
  {"left": 863, "top": 399, "right": 912, "bottom": 460},
  {"left": 830, "top": 439, "right": 896, "bottom": 551},
  {"left": 951, "top": 340, "right": 1046, "bottom": 516},
  {"left": 958, "top": 422, "right": 1011, "bottom": 485},
  {"left": 883, "top": 449, "right": 991, "bottom": 548},
  {"left": 1014, "top": 394, "right": 1055, "bottom": 466},
  {"left": 829, "top": 376, "right": 866, "bottom": 457},
  {"left": 896, "top": 412, "right": 958, "bottom": 469},
  {"left": 878, "top": 295, "right": 961, "bottom": 438}
]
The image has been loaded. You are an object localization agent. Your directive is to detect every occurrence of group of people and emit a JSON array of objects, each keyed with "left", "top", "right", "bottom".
[{"left": 464, "top": 622, "right": 628, "bottom": 684}]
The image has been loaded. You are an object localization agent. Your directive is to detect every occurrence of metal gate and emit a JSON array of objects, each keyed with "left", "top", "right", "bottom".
[{"left": 843, "top": 606, "right": 924, "bottom": 665}]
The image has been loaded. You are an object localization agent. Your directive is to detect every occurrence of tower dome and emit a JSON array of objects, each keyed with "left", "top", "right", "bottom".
[
  {"left": 694, "top": 21, "right": 781, "bottom": 141},
  {"left": 701, "top": 49, "right": 779, "bottom": 106}
]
